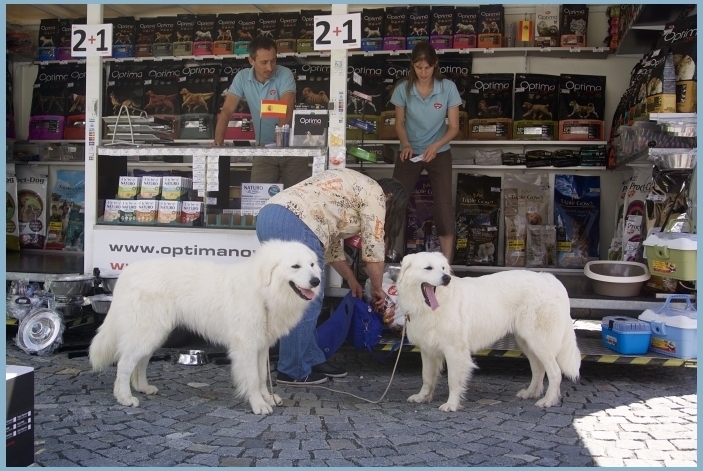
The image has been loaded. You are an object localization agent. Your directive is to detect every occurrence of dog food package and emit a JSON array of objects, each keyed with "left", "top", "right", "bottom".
[
  {"left": 453, "top": 7, "right": 479, "bottom": 49},
  {"left": 63, "top": 64, "right": 87, "bottom": 140},
  {"left": 430, "top": 6, "right": 454, "bottom": 50},
  {"left": 119, "top": 200, "right": 138, "bottom": 223},
  {"left": 558, "top": 74, "right": 606, "bottom": 141},
  {"left": 297, "top": 10, "right": 324, "bottom": 53},
  {"left": 405, "top": 174, "right": 441, "bottom": 255},
  {"left": 178, "top": 63, "right": 220, "bottom": 140},
  {"left": 441, "top": 59, "right": 472, "bottom": 140},
  {"left": 406, "top": 6, "right": 430, "bottom": 49},
  {"left": 669, "top": 15, "right": 697, "bottom": 112},
  {"left": 180, "top": 201, "right": 203, "bottom": 225},
  {"left": 37, "top": 18, "right": 59, "bottom": 61},
  {"left": 152, "top": 16, "right": 176, "bottom": 57},
  {"left": 172, "top": 14, "right": 195, "bottom": 56},
  {"left": 109, "top": 16, "right": 136, "bottom": 58},
  {"left": 117, "top": 176, "right": 141, "bottom": 200},
  {"left": 383, "top": 7, "right": 408, "bottom": 51},
  {"left": 134, "top": 200, "right": 157, "bottom": 225},
  {"left": 16, "top": 165, "right": 48, "bottom": 249},
  {"left": 102, "top": 200, "right": 121, "bottom": 223},
  {"left": 104, "top": 64, "right": 145, "bottom": 119},
  {"left": 554, "top": 174, "right": 601, "bottom": 268},
  {"left": 467, "top": 73, "right": 513, "bottom": 140},
  {"left": 29, "top": 64, "right": 71, "bottom": 140},
  {"left": 56, "top": 18, "right": 73, "bottom": 61},
  {"left": 296, "top": 62, "right": 330, "bottom": 109},
  {"left": 526, "top": 225, "right": 557, "bottom": 268},
  {"left": 607, "top": 179, "right": 630, "bottom": 261},
  {"left": 621, "top": 167, "right": 653, "bottom": 262},
  {"left": 6, "top": 172, "right": 20, "bottom": 252},
  {"left": 142, "top": 63, "right": 181, "bottom": 139},
  {"left": 191, "top": 14, "right": 216, "bottom": 56},
  {"left": 217, "top": 59, "right": 255, "bottom": 140},
  {"left": 276, "top": 12, "right": 299, "bottom": 53},
  {"left": 45, "top": 169, "right": 85, "bottom": 250},
  {"left": 135, "top": 17, "right": 157, "bottom": 57},
  {"left": 346, "top": 57, "right": 383, "bottom": 140},
  {"left": 645, "top": 167, "right": 693, "bottom": 236},
  {"left": 560, "top": 4, "right": 588, "bottom": 47},
  {"left": 257, "top": 13, "right": 278, "bottom": 41},
  {"left": 534, "top": 5, "right": 560, "bottom": 47},
  {"left": 235, "top": 13, "right": 259, "bottom": 54},
  {"left": 379, "top": 62, "right": 410, "bottom": 140},
  {"left": 213, "top": 13, "right": 236, "bottom": 56},
  {"left": 139, "top": 176, "right": 162, "bottom": 200},
  {"left": 513, "top": 74, "right": 559, "bottom": 141},
  {"left": 477, "top": 4, "right": 504, "bottom": 48},
  {"left": 454, "top": 173, "right": 501, "bottom": 266},
  {"left": 361, "top": 8, "right": 385, "bottom": 51},
  {"left": 290, "top": 110, "right": 328, "bottom": 146},
  {"left": 645, "top": 47, "right": 677, "bottom": 114},
  {"left": 503, "top": 172, "right": 550, "bottom": 267},
  {"left": 157, "top": 200, "right": 181, "bottom": 224}
]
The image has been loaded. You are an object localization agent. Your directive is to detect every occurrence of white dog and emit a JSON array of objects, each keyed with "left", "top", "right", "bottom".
[
  {"left": 89, "top": 240, "right": 322, "bottom": 415},
  {"left": 396, "top": 252, "right": 581, "bottom": 411}
]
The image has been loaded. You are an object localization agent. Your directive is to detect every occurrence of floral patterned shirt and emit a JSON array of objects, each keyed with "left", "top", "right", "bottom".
[{"left": 264, "top": 168, "right": 386, "bottom": 264}]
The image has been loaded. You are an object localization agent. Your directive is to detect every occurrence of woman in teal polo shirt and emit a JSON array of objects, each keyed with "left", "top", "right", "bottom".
[{"left": 391, "top": 41, "right": 461, "bottom": 262}]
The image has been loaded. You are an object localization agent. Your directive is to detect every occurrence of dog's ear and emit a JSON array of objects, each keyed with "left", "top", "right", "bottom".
[{"left": 397, "top": 257, "right": 411, "bottom": 286}]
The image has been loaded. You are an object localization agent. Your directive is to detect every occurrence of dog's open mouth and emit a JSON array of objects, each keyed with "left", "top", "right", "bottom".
[
  {"left": 290, "top": 282, "right": 316, "bottom": 300},
  {"left": 421, "top": 283, "right": 440, "bottom": 311}
]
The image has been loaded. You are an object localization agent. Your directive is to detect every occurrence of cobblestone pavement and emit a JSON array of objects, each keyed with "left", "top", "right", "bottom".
[{"left": 6, "top": 338, "right": 698, "bottom": 467}]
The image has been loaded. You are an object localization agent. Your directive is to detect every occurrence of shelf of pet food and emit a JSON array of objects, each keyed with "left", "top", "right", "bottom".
[
  {"left": 7, "top": 249, "right": 85, "bottom": 282},
  {"left": 360, "top": 140, "right": 607, "bottom": 146},
  {"left": 634, "top": 113, "right": 697, "bottom": 122},
  {"left": 8, "top": 160, "right": 85, "bottom": 166},
  {"left": 350, "top": 46, "right": 611, "bottom": 60},
  {"left": 614, "top": 147, "right": 697, "bottom": 169},
  {"left": 346, "top": 163, "right": 606, "bottom": 171},
  {"left": 102, "top": 52, "right": 331, "bottom": 64},
  {"left": 96, "top": 145, "right": 326, "bottom": 158}
]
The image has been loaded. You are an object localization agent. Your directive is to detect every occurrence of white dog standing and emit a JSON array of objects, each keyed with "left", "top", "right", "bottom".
[
  {"left": 89, "top": 240, "right": 322, "bottom": 415},
  {"left": 396, "top": 252, "right": 581, "bottom": 411}
]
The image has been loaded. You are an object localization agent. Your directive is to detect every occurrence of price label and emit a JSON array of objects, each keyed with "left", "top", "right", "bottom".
[
  {"left": 313, "top": 13, "right": 361, "bottom": 50},
  {"left": 71, "top": 24, "right": 113, "bottom": 57}
]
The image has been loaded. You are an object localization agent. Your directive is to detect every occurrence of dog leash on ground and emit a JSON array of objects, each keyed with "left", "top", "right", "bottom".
[{"left": 268, "top": 321, "right": 409, "bottom": 405}]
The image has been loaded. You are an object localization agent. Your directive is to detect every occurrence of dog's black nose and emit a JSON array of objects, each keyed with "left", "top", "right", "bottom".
[
  {"left": 310, "top": 277, "right": 320, "bottom": 287},
  {"left": 442, "top": 275, "right": 451, "bottom": 285}
]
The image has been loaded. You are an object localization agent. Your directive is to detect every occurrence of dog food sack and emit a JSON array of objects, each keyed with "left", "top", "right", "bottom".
[
  {"left": 513, "top": 74, "right": 559, "bottom": 140},
  {"left": 621, "top": 167, "right": 653, "bottom": 261},
  {"left": 477, "top": 4, "right": 504, "bottom": 48},
  {"left": 346, "top": 57, "right": 383, "bottom": 140},
  {"left": 37, "top": 18, "right": 59, "bottom": 61},
  {"left": 405, "top": 174, "right": 440, "bottom": 255},
  {"left": 16, "top": 165, "right": 49, "bottom": 249},
  {"left": 297, "top": 62, "right": 330, "bottom": 109},
  {"left": 178, "top": 63, "right": 220, "bottom": 140},
  {"left": 607, "top": 178, "right": 630, "bottom": 261},
  {"left": 558, "top": 74, "right": 606, "bottom": 141},
  {"left": 152, "top": 16, "right": 176, "bottom": 57},
  {"left": 406, "top": 6, "right": 431, "bottom": 49},
  {"left": 504, "top": 172, "right": 550, "bottom": 267},
  {"left": 560, "top": 4, "right": 588, "bottom": 47},
  {"left": 234, "top": 13, "right": 258, "bottom": 54},
  {"left": 535, "top": 5, "right": 560, "bottom": 47},
  {"left": 669, "top": 14, "right": 697, "bottom": 113},
  {"left": 383, "top": 7, "right": 408, "bottom": 51},
  {"left": 454, "top": 173, "right": 501, "bottom": 266},
  {"left": 276, "top": 12, "right": 299, "bottom": 53},
  {"left": 297, "top": 10, "right": 324, "bottom": 53},
  {"left": 646, "top": 46, "right": 677, "bottom": 114},
  {"left": 29, "top": 64, "right": 71, "bottom": 140},
  {"left": 110, "top": 16, "right": 136, "bottom": 58},
  {"left": 379, "top": 62, "right": 410, "bottom": 140},
  {"left": 172, "top": 14, "right": 195, "bottom": 56},
  {"left": 526, "top": 225, "right": 557, "bottom": 268},
  {"left": 441, "top": 59, "right": 472, "bottom": 140},
  {"left": 212, "top": 13, "right": 236, "bottom": 55},
  {"left": 361, "top": 8, "right": 385, "bottom": 51},
  {"left": 257, "top": 13, "right": 278, "bottom": 41},
  {"left": 430, "top": 6, "right": 454, "bottom": 50},
  {"left": 217, "top": 59, "right": 253, "bottom": 140},
  {"left": 554, "top": 174, "right": 601, "bottom": 268},
  {"left": 468, "top": 73, "right": 513, "bottom": 140},
  {"left": 6, "top": 172, "right": 20, "bottom": 251},
  {"left": 135, "top": 17, "right": 156, "bottom": 57},
  {"left": 645, "top": 167, "right": 693, "bottom": 235},
  {"left": 104, "top": 64, "right": 145, "bottom": 118},
  {"left": 45, "top": 169, "right": 85, "bottom": 250},
  {"left": 453, "top": 6, "right": 478, "bottom": 49},
  {"left": 143, "top": 63, "right": 181, "bottom": 139}
]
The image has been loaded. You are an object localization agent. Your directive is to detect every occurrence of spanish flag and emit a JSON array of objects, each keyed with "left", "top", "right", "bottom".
[{"left": 260, "top": 100, "right": 288, "bottom": 119}]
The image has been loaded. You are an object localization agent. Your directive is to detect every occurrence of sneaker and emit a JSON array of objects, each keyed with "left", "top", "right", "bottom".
[
  {"left": 312, "top": 361, "right": 348, "bottom": 378},
  {"left": 276, "top": 372, "right": 328, "bottom": 385}
]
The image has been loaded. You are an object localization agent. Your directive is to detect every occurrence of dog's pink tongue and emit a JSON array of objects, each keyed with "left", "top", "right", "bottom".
[
  {"left": 422, "top": 283, "right": 440, "bottom": 311},
  {"left": 300, "top": 288, "right": 315, "bottom": 300}
]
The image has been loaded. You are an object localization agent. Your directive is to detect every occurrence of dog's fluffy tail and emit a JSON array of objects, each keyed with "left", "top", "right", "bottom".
[
  {"left": 557, "top": 329, "right": 582, "bottom": 382},
  {"left": 89, "top": 322, "right": 118, "bottom": 371}
]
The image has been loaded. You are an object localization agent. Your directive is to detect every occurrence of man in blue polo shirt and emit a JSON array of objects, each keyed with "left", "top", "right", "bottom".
[{"left": 214, "top": 36, "right": 310, "bottom": 189}]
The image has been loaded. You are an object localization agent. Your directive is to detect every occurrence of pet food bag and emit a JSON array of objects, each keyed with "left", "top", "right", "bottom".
[
  {"left": 554, "top": 174, "right": 601, "bottom": 268},
  {"left": 16, "top": 165, "right": 49, "bottom": 249},
  {"left": 454, "top": 173, "right": 501, "bottom": 266},
  {"left": 622, "top": 167, "right": 654, "bottom": 262},
  {"left": 504, "top": 173, "right": 550, "bottom": 267},
  {"left": 6, "top": 172, "right": 20, "bottom": 251},
  {"left": 405, "top": 174, "right": 440, "bottom": 255},
  {"left": 45, "top": 169, "right": 85, "bottom": 250}
]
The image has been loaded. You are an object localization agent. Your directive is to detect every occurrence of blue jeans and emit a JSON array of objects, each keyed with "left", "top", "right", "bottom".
[{"left": 256, "top": 204, "right": 327, "bottom": 379}]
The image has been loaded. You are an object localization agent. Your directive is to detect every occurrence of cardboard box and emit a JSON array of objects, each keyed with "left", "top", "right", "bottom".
[{"left": 6, "top": 365, "right": 34, "bottom": 467}]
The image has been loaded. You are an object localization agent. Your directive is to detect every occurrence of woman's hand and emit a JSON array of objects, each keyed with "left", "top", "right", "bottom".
[
  {"left": 423, "top": 143, "right": 441, "bottom": 162},
  {"left": 348, "top": 278, "right": 364, "bottom": 299},
  {"left": 398, "top": 145, "right": 413, "bottom": 162},
  {"left": 371, "top": 286, "right": 386, "bottom": 311}
]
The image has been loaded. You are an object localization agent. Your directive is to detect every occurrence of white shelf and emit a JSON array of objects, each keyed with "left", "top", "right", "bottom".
[
  {"left": 97, "top": 145, "right": 326, "bottom": 158},
  {"left": 8, "top": 161, "right": 84, "bottom": 166},
  {"left": 348, "top": 163, "right": 605, "bottom": 171},
  {"left": 359, "top": 140, "right": 607, "bottom": 146}
]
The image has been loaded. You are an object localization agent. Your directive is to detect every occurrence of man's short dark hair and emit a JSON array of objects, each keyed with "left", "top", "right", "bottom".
[{"left": 248, "top": 36, "right": 277, "bottom": 58}]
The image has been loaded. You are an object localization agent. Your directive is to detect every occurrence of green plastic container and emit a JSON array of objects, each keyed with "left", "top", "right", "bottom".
[{"left": 643, "top": 232, "right": 697, "bottom": 281}]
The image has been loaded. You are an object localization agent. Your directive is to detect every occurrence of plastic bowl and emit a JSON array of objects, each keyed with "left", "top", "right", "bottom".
[{"left": 584, "top": 261, "right": 651, "bottom": 297}]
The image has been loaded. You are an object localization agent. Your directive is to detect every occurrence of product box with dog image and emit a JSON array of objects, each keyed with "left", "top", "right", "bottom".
[
  {"left": 217, "top": 59, "right": 255, "bottom": 140},
  {"left": 361, "top": 8, "right": 385, "bottom": 51},
  {"left": 276, "top": 11, "right": 300, "bottom": 53},
  {"left": 178, "top": 63, "right": 220, "bottom": 140},
  {"left": 297, "top": 10, "right": 327, "bottom": 53},
  {"left": 467, "top": 73, "right": 513, "bottom": 140},
  {"left": 477, "top": 4, "right": 504, "bottom": 48},
  {"left": 454, "top": 173, "right": 501, "bottom": 266},
  {"left": 560, "top": 4, "right": 588, "bottom": 47},
  {"left": 135, "top": 17, "right": 156, "bottom": 57},
  {"left": 257, "top": 13, "right": 279, "bottom": 43},
  {"left": 405, "top": 174, "right": 441, "bottom": 255},
  {"left": 379, "top": 61, "right": 410, "bottom": 140},
  {"left": 383, "top": 6, "right": 408, "bottom": 51},
  {"left": 193, "top": 14, "right": 217, "bottom": 56},
  {"left": 234, "top": 13, "right": 258, "bottom": 54},
  {"left": 503, "top": 172, "right": 550, "bottom": 267},
  {"left": 37, "top": 18, "right": 59, "bottom": 61},
  {"left": 152, "top": 16, "right": 176, "bottom": 57},
  {"left": 213, "top": 13, "right": 236, "bottom": 56},
  {"left": 453, "top": 7, "right": 479, "bottom": 49},
  {"left": 142, "top": 63, "right": 181, "bottom": 140},
  {"left": 513, "top": 74, "right": 560, "bottom": 140},
  {"left": 430, "top": 5, "right": 454, "bottom": 50},
  {"left": 173, "top": 14, "right": 196, "bottom": 57},
  {"left": 346, "top": 57, "right": 383, "bottom": 140},
  {"left": 29, "top": 64, "right": 71, "bottom": 140},
  {"left": 441, "top": 58, "right": 473, "bottom": 140},
  {"left": 406, "top": 6, "right": 430, "bottom": 49},
  {"left": 109, "top": 16, "right": 137, "bottom": 58},
  {"left": 558, "top": 73, "right": 606, "bottom": 141}
]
